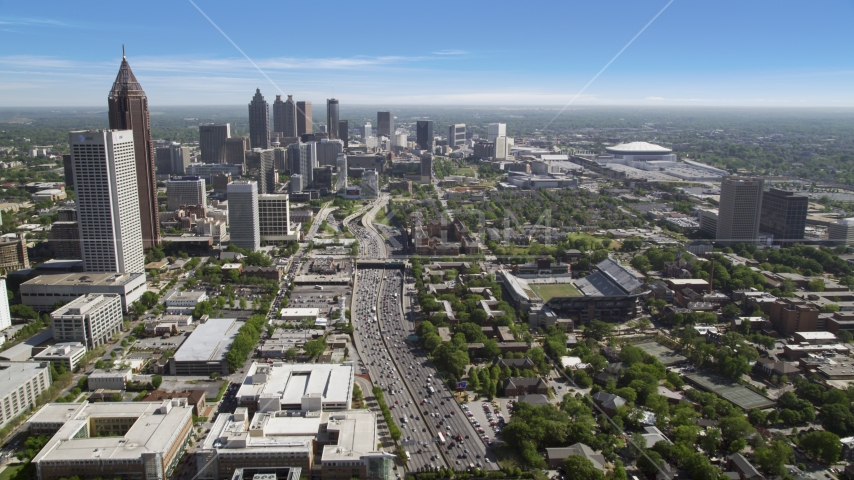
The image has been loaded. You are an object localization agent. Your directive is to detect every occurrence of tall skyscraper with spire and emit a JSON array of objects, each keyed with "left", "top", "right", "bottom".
[
  {"left": 326, "top": 98, "right": 339, "bottom": 140},
  {"left": 248, "top": 88, "right": 270, "bottom": 149},
  {"left": 272, "top": 95, "right": 285, "bottom": 134},
  {"left": 107, "top": 47, "right": 160, "bottom": 248}
]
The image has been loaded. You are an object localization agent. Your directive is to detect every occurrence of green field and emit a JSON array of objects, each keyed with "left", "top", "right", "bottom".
[
  {"left": 453, "top": 167, "right": 474, "bottom": 175},
  {"left": 529, "top": 283, "right": 582, "bottom": 301}
]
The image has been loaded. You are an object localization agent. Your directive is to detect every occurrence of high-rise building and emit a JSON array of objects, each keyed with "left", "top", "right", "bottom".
[
  {"left": 282, "top": 95, "right": 299, "bottom": 138},
  {"left": 70, "top": 130, "right": 145, "bottom": 274},
  {"left": 336, "top": 154, "right": 348, "bottom": 191},
  {"left": 326, "top": 99, "right": 340, "bottom": 140},
  {"left": 760, "top": 188, "right": 808, "bottom": 245},
  {"left": 416, "top": 121, "right": 434, "bottom": 151},
  {"left": 258, "top": 194, "right": 293, "bottom": 243},
  {"left": 227, "top": 181, "right": 260, "bottom": 251},
  {"left": 338, "top": 120, "right": 349, "bottom": 149},
  {"left": 317, "top": 139, "right": 344, "bottom": 167},
  {"left": 259, "top": 150, "right": 277, "bottom": 194},
  {"left": 50, "top": 294, "right": 123, "bottom": 349},
  {"left": 199, "top": 123, "right": 230, "bottom": 163},
  {"left": 494, "top": 136, "right": 513, "bottom": 160},
  {"left": 0, "top": 278, "right": 10, "bottom": 331},
  {"left": 362, "top": 122, "right": 373, "bottom": 140},
  {"left": 488, "top": 123, "right": 506, "bottom": 143},
  {"left": 49, "top": 220, "right": 81, "bottom": 260},
  {"left": 290, "top": 174, "right": 304, "bottom": 194},
  {"left": 361, "top": 170, "right": 379, "bottom": 198},
  {"left": 296, "top": 101, "right": 312, "bottom": 136},
  {"left": 447, "top": 124, "right": 466, "bottom": 149},
  {"left": 829, "top": 219, "right": 854, "bottom": 246},
  {"left": 62, "top": 154, "right": 74, "bottom": 187},
  {"left": 272, "top": 95, "right": 285, "bottom": 134},
  {"left": 716, "top": 176, "right": 765, "bottom": 245},
  {"left": 248, "top": 89, "right": 270, "bottom": 150},
  {"left": 377, "top": 112, "right": 394, "bottom": 140},
  {"left": 155, "top": 142, "right": 191, "bottom": 175},
  {"left": 107, "top": 50, "right": 160, "bottom": 248},
  {"left": 225, "top": 136, "right": 249, "bottom": 165},
  {"left": 287, "top": 142, "right": 317, "bottom": 187},
  {"left": 420, "top": 153, "right": 433, "bottom": 180},
  {"left": 0, "top": 234, "right": 28, "bottom": 273},
  {"left": 166, "top": 176, "right": 206, "bottom": 211}
]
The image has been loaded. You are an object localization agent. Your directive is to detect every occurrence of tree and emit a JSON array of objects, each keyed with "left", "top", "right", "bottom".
[
  {"left": 808, "top": 278, "right": 826, "bottom": 292},
  {"left": 799, "top": 430, "right": 842, "bottom": 464},
  {"left": 284, "top": 348, "right": 297, "bottom": 360},
  {"left": 820, "top": 403, "right": 854, "bottom": 436},
  {"left": 754, "top": 439, "right": 793, "bottom": 476},
  {"left": 611, "top": 460, "right": 627, "bottom": 480},
  {"left": 586, "top": 320, "right": 612, "bottom": 341},
  {"left": 240, "top": 297, "right": 248, "bottom": 310},
  {"left": 303, "top": 338, "right": 327, "bottom": 357},
  {"left": 722, "top": 303, "right": 741, "bottom": 318},
  {"left": 718, "top": 414, "right": 754, "bottom": 444},
  {"left": 562, "top": 456, "right": 604, "bottom": 480},
  {"left": 151, "top": 375, "right": 163, "bottom": 389}
]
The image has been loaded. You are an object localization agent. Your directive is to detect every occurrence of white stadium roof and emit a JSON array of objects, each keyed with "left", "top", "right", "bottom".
[{"left": 605, "top": 142, "right": 672, "bottom": 154}]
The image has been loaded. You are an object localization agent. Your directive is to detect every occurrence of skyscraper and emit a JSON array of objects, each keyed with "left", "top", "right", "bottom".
[
  {"left": 70, "top": 130, "right": 145, "bottom": 274},
  {"left": 0, "top": 278, "right": 10, "bottom": 331},
  {"left": 317, "top": 139, "right": 344, "bottom": 167},
  {"left": 281, "top": 95, "right": 298, "bottom": 138},
  {"left": 420, "top": 153, "right": 433, "bottom": 181},
  {"left": 716, "top": 176, "right": 765, "bottom": 245},
  {"left": 225, "top": 136, "right": 250, "bottom": 165},
  {"left": 199, "top": 123, "right": 230, "bottom": 163},
  {"left": 107, "top": 49, "right": 160, "bottom": 248},
  {"left": 259, "top": 150, "right": 276, "bottom": 194},
  {"left": 416, "top": 121, "right": 434, "bottom": 151},
  {"left": 248, "top": 88, "right": 270, "bottom": 149},
  {"left": 227, "top": 180, "right": 260, "bottom": 251},
  {"left": 447, "top": 124, "right": 466, "bottom": 149},
  {"left": 362, "top": 122, "right": 373, "bottom": 140},
  {"left": 377, "top": 112, "right": 394, "bottom": 139},
  {"left": 296, "top": 101, "right": 312, "bottom": 136},
  {"left": 166, "top": 176, "right": 206, "bottom": 211},
  {"left": 287, "top": 142, "right": 317, "bottom": 187},
  {"left": 338, "top": 120, "right": 349, "bottom": 149},
  {"left": 760, "top": 188, "right": 808, "bottom": 245},
  {"left": 326, "top": 99, "right": 340, "bottom": 140},
  {"left": 488, "top": 123, "right": 506, "bottom": 143},
  {"left": 155, "top": 142, "right": 190, "bottom": 175},
  {"left": 272, "top": 95, "right": 285, "bottom": 134}
]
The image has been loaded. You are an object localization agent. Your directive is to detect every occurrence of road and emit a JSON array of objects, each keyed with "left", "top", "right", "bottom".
[{"left": 347, "top": 196, "right": 496, "bottom": 473}]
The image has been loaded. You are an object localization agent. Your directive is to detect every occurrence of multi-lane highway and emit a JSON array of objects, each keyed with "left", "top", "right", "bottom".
[{"left": 345, "top": 197, "right": 496, "bottom": 473}]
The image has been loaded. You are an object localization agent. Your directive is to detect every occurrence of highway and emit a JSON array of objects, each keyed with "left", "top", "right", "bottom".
[{"left": 346, "top": 195, "right": 496, "bottom": 473}]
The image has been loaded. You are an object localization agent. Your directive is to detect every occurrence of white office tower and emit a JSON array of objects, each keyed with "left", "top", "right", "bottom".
[
  {"left": 287, "top": 142, "right": 317, "bottom": 187},
  {"left": 488, "top": 123, "right": 506, "bottom": 143},
  {"left": 69, "top": 130, "right": 145, "bottom": 274},
  {"left": 0, "top": 278, "right": 10, "bottom": 331},
  {"left": 258, "top": 194, "right": 296, "bottom": 242},
  {"left": 362, "top": 122, "right": 372, "bottom": 140},
  {"left": 361, "top": 170, "right": 378, "bottom": 198},
  {"left": 494, "top": 136, "right": 513, "bottom": 160},
  {"left": 227, "top": 180, "right": 260, "bottom": 251},
  {"left": 336, "top": 153, "right": 348, "bottom": 191},
  {"left": 166, "top": 176, "right": 206, "bottom": 211}
]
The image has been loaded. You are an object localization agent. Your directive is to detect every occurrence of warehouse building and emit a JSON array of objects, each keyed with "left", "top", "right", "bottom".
[
  {"left": 235, "top": 362, "right": 354, "bottom": 412},
  {"left": 168, "top": 318, "right": 244, "bottom": 376}
]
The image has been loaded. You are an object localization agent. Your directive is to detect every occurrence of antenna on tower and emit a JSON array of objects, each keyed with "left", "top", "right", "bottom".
[{"left": 122, "top": 44, "right": 126, "bottom": 59}]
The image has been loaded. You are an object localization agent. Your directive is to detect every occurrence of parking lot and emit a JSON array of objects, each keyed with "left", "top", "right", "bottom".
[
  {"left": 462, "top": 398, "right": 511, "bottom": 446},
  {"left": 134, "top": 331, "right": 190, "bottom": 352},
  {"left": 288, "top": 285, "right": 349, "bottom": 316}
]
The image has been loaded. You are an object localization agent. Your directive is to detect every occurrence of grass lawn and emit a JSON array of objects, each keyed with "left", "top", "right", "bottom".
[
  {"left": 453, "top": 167, "right": 474, "bottom": 175},
  {"left": 529, "top": 283, "right": 582, "bottom": 301},
  {"left": 0, "top": 464, "right": 29, "bottom": 480},
  {"left": 567, "top": 232, "right": 620, "bottom": 250}
]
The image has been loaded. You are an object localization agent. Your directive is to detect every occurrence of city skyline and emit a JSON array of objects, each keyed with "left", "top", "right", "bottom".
[{"left": 1, "top": 1, "right": 852, "bottom": 107}]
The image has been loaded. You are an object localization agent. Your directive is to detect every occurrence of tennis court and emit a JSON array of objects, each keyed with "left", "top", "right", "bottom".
[
  {"left": 635, "top": 341, "right": 688, "bottom": 366},
  {"left": 685, "top": 373, "right": 775, "bottom": 410}
]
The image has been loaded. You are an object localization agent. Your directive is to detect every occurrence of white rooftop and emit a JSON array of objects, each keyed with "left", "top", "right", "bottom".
[
  {"left": 173, "top": 318, "right": 243, "bottom": 363},
  {"left": 605, "top": 142, "right": 672, "bottom": 154},
  {"left": 280, "top": 308, "right": 320, "bottom": 318},
  {"left": 236, "top": 362, "right": 353, "bottom": 409},
  {"left": 795, "top": 331, "right": 837, "bottom": 340}
]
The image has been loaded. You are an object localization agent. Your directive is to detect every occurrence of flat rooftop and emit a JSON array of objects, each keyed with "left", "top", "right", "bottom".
[
  {"left": 165, "top": 290, "right": 207, "bottom": 301},
  {"left": 0, "top": 362, "right": 48, "bottom": 394},
  {"left": 22, "top": 272, "right": 143, "bottom": 287},
  {"left": 280, "top": 308, "right": 320, "bottom": 317},
  {"left": 173, "top": 318, "right": 243, "bottom": 363},
  {"left": 236, "top": 362, "right": 353, "bottom": 409},
  {"left": 31, "top": 401, "right": 193, "bottom": 462}
]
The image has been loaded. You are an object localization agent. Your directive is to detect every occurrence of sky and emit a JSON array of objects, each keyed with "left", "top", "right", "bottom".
[{"left": 1, "top": 0, "right": 853, "bottom": 107}]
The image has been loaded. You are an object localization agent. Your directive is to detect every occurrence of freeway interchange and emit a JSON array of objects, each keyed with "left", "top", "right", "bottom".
[{"left": 345, "top": 199, "right": 497, "bottom": 473}]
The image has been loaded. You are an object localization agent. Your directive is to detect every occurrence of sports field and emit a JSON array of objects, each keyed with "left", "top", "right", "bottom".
[
  {"left": 529, "top": 283, "right": 582, "bottom": 301},
  {"left": 684, "top": 373, "right": 775, "bottom": 410},
  {"left": 635, "top": 342, "right": 688, "bottom": 366}
]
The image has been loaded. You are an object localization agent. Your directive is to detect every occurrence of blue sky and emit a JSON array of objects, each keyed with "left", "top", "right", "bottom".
[{"left": 1, "top": 0, "right": 853, "bottom": 107}]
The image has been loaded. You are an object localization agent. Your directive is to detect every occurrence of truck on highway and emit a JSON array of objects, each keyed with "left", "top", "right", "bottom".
[
  {"left": 428, "top": 386, "right": 435, "bottom": 395},
  {"left": 437, "top": 432, "right": 445, "bottom": 444}
]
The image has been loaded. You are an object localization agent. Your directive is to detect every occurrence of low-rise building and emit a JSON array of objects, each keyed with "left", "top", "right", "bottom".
[
  {"left": 235, "top": 362, "right": 354, "bottom": 412},
  {"left": 0, "top": 361, "right": 51, "bottom": 430},
  {"left": 503, "top": 377, "right": 548, "bottom": 397},
  {"left": 33, "top": 342, "right": 87, "bottom": 372},
  {"left": 21, "top": 272, "right": 146, "bottom": 312},
  {"left": 279, "top": 308, "right": 320, "bottom": 322},
  {"left": 87, "top": 368, "right": 133, "bottom": 390},
  {"left": 30, "top": 400, "right": 194, "bottom": 480},
  {"left": 50, "top": 294, "right": 123, "bottom": 349},
  {"left": 168, "top": 318, "right": 244, "bottom": 376},
  {"left": 164, "top": 290, "right": 209, "bottom": 314}
]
